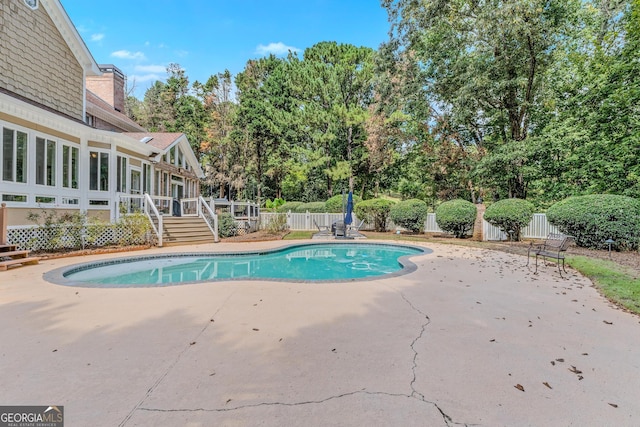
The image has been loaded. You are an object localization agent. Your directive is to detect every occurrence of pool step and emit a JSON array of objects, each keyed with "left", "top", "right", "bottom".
[
  {"left": 0, "top": 244, "right": 40, "bottom": 271},
  {"left": 162, "top": 217, "right": 216, "bottom": 246}
]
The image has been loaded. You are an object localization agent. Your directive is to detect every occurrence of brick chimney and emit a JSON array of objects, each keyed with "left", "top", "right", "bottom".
[{"left": 86, "top": 64, "right": 126, "bottom": 112}]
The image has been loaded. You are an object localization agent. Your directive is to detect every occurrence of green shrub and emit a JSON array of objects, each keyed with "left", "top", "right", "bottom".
[
  {"left": 546, "top": 194, "right": 640, "bottom": 250},
  {"left": 294, "top": 202, "right": 327, "bottom": 213},
  {"left": 435, "top": 199, "right": 477, "bottom": 238},
  {"left": 483, "top": 198, "right": 534, "bottom": 241},
  {"left": 116, "top": 213, "right": 152, "bottom": 246},
  {"left": 264, "top": 198, "right": 285, "bottom": 211},
  {"left": 218, "top": 213, "right": 237, "bottom": 238},
  {"left": 354, "top": 198, "right": 395, "bottom": 232},
  {"left": 390, "top": 199, "right": 429, "bottom": 233},
  {"left": 277, "top": 201, "right": 303, "bottom": 213},
  {"left": 325, "top": 194, "right": 363, "bottom": 213}
]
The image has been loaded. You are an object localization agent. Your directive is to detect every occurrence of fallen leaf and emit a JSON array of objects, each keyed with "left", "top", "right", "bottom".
[
  {"left": 210, "top": 319, "right": 214, "bottom": 322},
  {"left": 582, "top": 353, "right": 588, "bottom": 356},
  {"left": 543, "top": 382, "right": 552, "bottom": 389},
  {"left": 551, "top": 361, "right": 556, "bottom": 366},
  {"left": 608, "top": 403, "right": 618, "bottom": 408},
  {"left": 569, "top": 366, "right": 583, "bottom": 374},
  {"left": 490, "top": 339, "right": 496, "bottom": 342},
  {"left": 556, "top": 358, "right": 565, "bottom": 362},
  {"left": 52, "top": 349, "right": 57, "bottom": 352},
  {"left": 603, "top": 320, "right": 613, "bottom": 325},
  {"left": 252, "top": 328, "right": 259, "bottom": 331},
  {"left": 190, "top": 342, "right": 196, "bottom": 346},
  {"left": 514, "top": 384, "right": 525, "bottom": 392}
]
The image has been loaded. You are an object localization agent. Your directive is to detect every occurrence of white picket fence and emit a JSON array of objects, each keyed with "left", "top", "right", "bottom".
[{"left": 260, "top": 212, "right": 558, "bottom": 241}]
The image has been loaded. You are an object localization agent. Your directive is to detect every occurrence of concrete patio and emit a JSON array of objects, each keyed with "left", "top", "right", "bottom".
[{"left": 1, "top": 240, "right": 639, "bottom": 426}]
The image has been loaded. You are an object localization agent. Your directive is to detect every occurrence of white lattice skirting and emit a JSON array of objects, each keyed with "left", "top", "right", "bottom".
[{"left": 8, "top": 225, "right": 154, "bottom": 252}]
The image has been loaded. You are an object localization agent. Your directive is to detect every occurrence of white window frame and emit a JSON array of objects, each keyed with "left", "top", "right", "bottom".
[
  {"left": 62, "top": 144, "right": 79, "bottom": 189},
  {"left": 1, "top": 126, "right": 28, "bottom": 184},
  {"left": 89, "top": 150, "right": 110, "bottom": 192},
  {"left": 35, "top": 136, "right": 56, "bottom": 187}
]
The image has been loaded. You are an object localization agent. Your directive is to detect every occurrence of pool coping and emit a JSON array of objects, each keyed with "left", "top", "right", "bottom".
[{"left": 43, "top": 241, "right": 432, "bottom": 288}]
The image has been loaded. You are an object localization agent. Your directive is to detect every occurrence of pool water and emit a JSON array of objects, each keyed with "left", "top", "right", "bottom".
[{"left": 56, "top": 243, "right": 426, "bottom": 287}]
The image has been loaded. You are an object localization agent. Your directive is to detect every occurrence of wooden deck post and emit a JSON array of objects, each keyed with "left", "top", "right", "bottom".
[{"left": 0, "top": 203, "right": 7, "bottom": 245}]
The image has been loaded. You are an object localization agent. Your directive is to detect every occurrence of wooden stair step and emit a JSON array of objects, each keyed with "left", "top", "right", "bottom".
[
  {"left": 0, "top": 250, "right": 31, "bottom": 259},
  {"left": 0, "top": 256, "right": 40, "bottom": 271},
  {"left": 0, "top": 244, "right": 18, "bottom": 252}
]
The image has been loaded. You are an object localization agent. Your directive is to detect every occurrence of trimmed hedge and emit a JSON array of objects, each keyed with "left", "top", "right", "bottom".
[
  {"left": 325, "top": 194, "right": 363, "bottom": 213},
  {"left": 390, "top": 199, "right": 429, "bottom": 233},
  {"left": 294, "top": 202, "right": 327, "bottom": 213},
  {"left": 546, "top": 194, "right": 640, "bottom": 250},
  {"left": 483, "top": 198, "right": 534, "bottom": 241},
  {"left": 277, "top": 201, "right": 303, "bottom": 213},
  {"left": 354, "top": 198, "right": 395, "bottom": 232},
  {"left": 435, "top": 199, "right": 477, "bottom": 238}
]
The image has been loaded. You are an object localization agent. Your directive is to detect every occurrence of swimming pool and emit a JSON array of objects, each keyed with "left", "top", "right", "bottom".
[{"left": 45, "top": 243, "right": 429, "bottom": 288}]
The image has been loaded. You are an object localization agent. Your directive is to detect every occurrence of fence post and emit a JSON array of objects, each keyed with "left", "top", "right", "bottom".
[
  {"left": 0, "top": 203, "right": 6, "bottom": 245},
  {"left": 472, "top": 203, "right": 485, "bottom": 241}
]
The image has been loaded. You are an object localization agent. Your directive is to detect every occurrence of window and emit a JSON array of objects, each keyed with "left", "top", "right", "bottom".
[
  {"left": 2, "top": 128, "right": 27, "bottom": 183},
  {"left": 177, "top": 147, "right": 184, "bottom": 168},
  {"left": 62, "top": 145, "right": 79, "bottom": 189},
  {"left": 116, "top": 155, "right": 127, "bottom": 192},
  {"left": 89, "top": 151, "right": 109, "bottom": 191},
  {"left": 2, "top": 194, "right": 27, "bottom": 202},
  {"left": 35, "top": 196, "right": 55, "bottom": 204},
  {"left": 131, "top": 169, "right": 141, "bottom": 194},
  {"left": 143, "top": 164, "right": 151, "bottom": 194},
  {"left": 36, "top": 137, "right": 56, "bottom": 186},
  {"left": 62, "top": 197, "right": 79, "bottom": 205}
]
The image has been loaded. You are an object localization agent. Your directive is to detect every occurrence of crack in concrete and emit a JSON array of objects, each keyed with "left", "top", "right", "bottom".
[
  {"left": 397, "top": 291, "right": 470, "bottom": 427},
  {"left": 123, "top": 289, "right": 473, "bottom": 426},
  {"left": 119, "top": 290, "right": 238, "bottom": 427}
]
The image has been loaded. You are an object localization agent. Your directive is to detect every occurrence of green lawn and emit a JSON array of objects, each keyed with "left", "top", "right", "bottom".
[{"left": 567, "top": 256, "right": 640, "bottom": 314}]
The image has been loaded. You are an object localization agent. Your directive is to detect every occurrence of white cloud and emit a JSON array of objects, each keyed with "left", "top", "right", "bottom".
[
  {"left": 91, "top": 33, "right": 104, "bottom": 42},
  {"left": 130, "top": 73, "right": 163, "bottom": 84},
  {"left": 134, "top": 64, "right": 167, "bottom": 74},
  {"left": 111, "top": 50, "right": 146, "bottom": 60},
  {"left": 255, "top": 42, "right": 300, "bottom": 56}
]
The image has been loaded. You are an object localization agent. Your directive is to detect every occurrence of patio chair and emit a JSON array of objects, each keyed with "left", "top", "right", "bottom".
[
  {"left": 313, "top": 220, "right": 330, "bottom": 235},
  {"left": 347, "top": 219, "right": 365, "bottom": 237}
]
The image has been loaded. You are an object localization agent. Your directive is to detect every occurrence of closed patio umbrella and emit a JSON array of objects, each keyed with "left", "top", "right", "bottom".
[{"left": 344, "top": 191, "right": 353, "bottom": 225}]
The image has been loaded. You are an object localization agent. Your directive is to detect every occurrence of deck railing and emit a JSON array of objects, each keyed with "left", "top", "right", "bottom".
[
  {"left": 199, "top": 196, "right": 219, "bottom": 243},
  {"left": 144, "top": 193, "right": 163, "bottom": 247}
]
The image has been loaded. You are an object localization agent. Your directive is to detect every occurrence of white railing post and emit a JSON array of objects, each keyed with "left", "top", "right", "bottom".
[
  {"left": 144, "top": 193, "right": 163, "bottom": 247},
  {"left": 199, "top": 196, "right": 219, "bottom": 243}
]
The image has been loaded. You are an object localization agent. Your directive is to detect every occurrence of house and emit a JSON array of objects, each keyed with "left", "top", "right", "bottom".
[{"left": 0, "top": 0, "right": 204, "bottom": 229}]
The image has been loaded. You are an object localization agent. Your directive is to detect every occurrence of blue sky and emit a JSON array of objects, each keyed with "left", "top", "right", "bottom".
[{"left": 62, "top": 0, "right": 391, "bottom": 98}]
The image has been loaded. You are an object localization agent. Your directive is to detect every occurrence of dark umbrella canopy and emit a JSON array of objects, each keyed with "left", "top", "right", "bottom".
[{"left": 344, "top": 191, "right": 353, "bottom": 225}]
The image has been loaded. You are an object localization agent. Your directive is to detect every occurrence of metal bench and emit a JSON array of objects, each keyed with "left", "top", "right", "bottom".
[{"left": 526, "top": 233, "right": 575, "bottom": 278}]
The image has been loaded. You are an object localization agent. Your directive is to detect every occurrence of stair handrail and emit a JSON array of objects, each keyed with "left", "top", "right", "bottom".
[
  {"left": 199, "top": 196, "right": 219, "bottom": 243},
  {"left": 144, "top": 193, "right": 163, "bottom": 247}
]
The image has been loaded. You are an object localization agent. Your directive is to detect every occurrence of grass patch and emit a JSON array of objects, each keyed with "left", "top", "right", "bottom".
[
  {"left": 567, "top": 256, "right": 640, "bottom": 314},
  {"left": 283, "top": 231, "right": 314, "bottom": 240}
]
